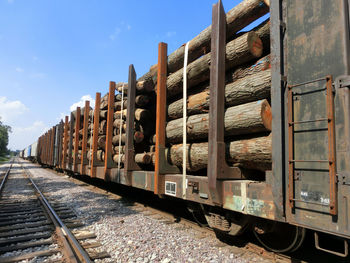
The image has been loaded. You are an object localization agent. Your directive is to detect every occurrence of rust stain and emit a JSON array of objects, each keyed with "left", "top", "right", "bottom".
[{"left": 251, "top": 37, "right": 263, "bottom": 57}]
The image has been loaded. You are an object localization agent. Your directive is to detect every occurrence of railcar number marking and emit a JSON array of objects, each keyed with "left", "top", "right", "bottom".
[{"left": 165, "top": 181, "right": 176, "bottom": 196}]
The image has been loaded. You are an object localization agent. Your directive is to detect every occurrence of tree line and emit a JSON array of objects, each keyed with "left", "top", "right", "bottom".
[{"left": 0, "top": 117, "right": 11, "bottom": 156}]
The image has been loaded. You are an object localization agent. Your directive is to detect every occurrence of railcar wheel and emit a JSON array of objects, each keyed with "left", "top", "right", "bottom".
[{"left": 253, "top": 221, "right": 306, "bottom": 253}]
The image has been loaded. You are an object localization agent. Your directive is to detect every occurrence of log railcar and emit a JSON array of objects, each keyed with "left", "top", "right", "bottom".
[{"left": 30, "top": 0, "right": 350, "bottom": 256}]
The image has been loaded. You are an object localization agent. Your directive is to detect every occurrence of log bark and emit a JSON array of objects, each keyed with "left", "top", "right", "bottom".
[
  {"left": 97, "top": 136, "right": 106, "bottom": 150},
  {"left": 100, "top": 110, "right": 107, "bottom": 119},
  {"left": 113, "top": 145, "right": 125, "bottom": 154},
  {"left": 113, "top": 109, "right": 151, "bottom": 122},
  {"left": 166, "top": 100, "right": 271, "bottom": 143},
  {"left": 148, "top": 0, "right": 269, "bottom": 78},
  {"left": 165, "top": 31, "right": 263, "bottom": 98},
  {"left": 166, "top": 134, "right": 271, "bottom": 172},
  {"left": 112, "top": 131, "right": 144, "bottom": 145},
  {"left": 112, "top": 153, "right": 152, "bottom": 165},
  {"left": 96, "top": 150, "right": 104, "bottom": 162},
  {"left": 114, "top": 95, "right": 150, "bottom": 110},
  {"left": 100, "top": 94, "right": 124, "bottom": 110},
  {"left": 116, "top": 81, "right": 154, "bottom": 93},
  {"left": 168, "top": 69, "right": 271, "bottom": 119},
  {"left": 99, "top": 120, "right": 107, "bottom": 135}
]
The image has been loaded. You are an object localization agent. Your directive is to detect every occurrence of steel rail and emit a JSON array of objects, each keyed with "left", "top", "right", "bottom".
[
  {"left": 21, "top": 160, "right": 92, "bottom": 263},
  {"left": 0, "top": 159, "right": 13, "bottom": 195}
]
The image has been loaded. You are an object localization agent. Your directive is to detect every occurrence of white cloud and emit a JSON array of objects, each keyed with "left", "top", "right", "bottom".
[
  {"left": 109, "top": 27, "right": 121, "bottom": 41},
  {"left": 166, "top": 31, "right": 176, "bottom": 37},
  {"left": 0, "top": 96, "right": 28, "bottom": 123},
  {"left": 29, "top": 72, "right": 46, "bottom": 79},
  {"left": 69, "top": 94, "right": 95, "bottom": 112},
  {"left": 9, "top": 121, "right": 48, "bottom": 150},
  {"left": 109, "top": 23, "right": 131, "bottom": 40},
  {"left": 15, "top": 67, "right": 24, "bottom": 73}
]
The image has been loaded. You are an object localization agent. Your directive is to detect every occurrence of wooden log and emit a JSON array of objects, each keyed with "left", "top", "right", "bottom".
[
  {"left": 255, "top": 19, "right": 270, "bottom": 54},
  {"left": 100, "top": 94, "right": 124, "bottom": 110},
  {"left": 167, "top": 69, "right": 271, "bottom": 119},
  {"left": 166, "top": 100, "right": 271, "bottom": 143},
  {"left": 99, "top": 120, "right": 107, "bottom": 135},
  {"left": 166, "top": 134, "right": 271, "bottom": 172},
  {"left": 97, "top": 136, "right": 106, "bottom": 150},
  {"left": 112, "top": 121, "right": 151, "bottom": 136},
  {"left": 113, "top": 145, "right": 125, "bottom": 154},
  {"left": 112, "top": 153, "right": 152, "bottom": 165},
  {"left": 116, "top": 81, "right": 153, "bottom": 93},
  {"left": 114, "top": 95, "right": 150, "bottom": 110},
  {"left": 148, "top": 0, "right": 269, "bottom": 78},
  {"left": 96, "top": 150, "right": 104, "bottom": 162},
  {"left": 112, "top": 131, "right": 144, "bottom": 145},
  {"left": 166, "top": 31, "right": 263, "bottom": 98},
  {"left": 226, "top": 54, "right": 270, "bottom": 85},
  {"left": 113, "top": 108, "right": 151, "bottom": 122},
  {"left": 99, "top": 110, "right": 107, "bottom": 119}
]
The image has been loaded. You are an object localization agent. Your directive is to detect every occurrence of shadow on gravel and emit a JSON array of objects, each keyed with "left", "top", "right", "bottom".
[{"left": 17, "top": 159, "right": 350, "bottom": 263}]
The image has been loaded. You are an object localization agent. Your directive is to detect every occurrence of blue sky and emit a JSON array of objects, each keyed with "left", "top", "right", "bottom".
[{"left": 0, "top": 0, "right": 268, "bottom": 150}]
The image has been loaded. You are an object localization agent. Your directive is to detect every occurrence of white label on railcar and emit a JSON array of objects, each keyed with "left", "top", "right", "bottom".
[{"left": 165, "top": 181, "right": 176, "bottom": 196}]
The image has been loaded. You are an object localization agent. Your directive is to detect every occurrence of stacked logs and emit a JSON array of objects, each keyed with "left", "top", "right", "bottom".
[
  {"left": 144, "top": 1, "right": 272, "bottom": 173},
  {"left": 87, "top": 87, "right": 156, "bottom": 169},
  {"left": 79, "top": 0, "right": 272, "bottom": 175}
]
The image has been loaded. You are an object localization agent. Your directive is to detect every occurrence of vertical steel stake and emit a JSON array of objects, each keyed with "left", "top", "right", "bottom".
[
  {"left": 208, "top": 0, "right": 244, "bottom": 205},
  {"left": 73, "top": 107, "right": 81, "bottom": 173},
  {"left": 91, "top": 92, "right": 101, "bottom": 178},
  {"left": 124, "top": 65, "right": 141, "bottom": 185},
  {"left": 154, "top": 42, "right": 180, "bottom": 195},
  {"left": 62, "top": 116, "right": 69, "bottom": 169},
  {"left": 81, "top": 100, "right": 90, "bottom": 175},
  {"left": 104, "top": 81, "right": 116, "bottom": 181}
]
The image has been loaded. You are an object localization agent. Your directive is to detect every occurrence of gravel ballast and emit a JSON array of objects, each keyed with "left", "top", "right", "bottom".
[{"left": 20, "top": 159, "right": 272, "bottom": 263}]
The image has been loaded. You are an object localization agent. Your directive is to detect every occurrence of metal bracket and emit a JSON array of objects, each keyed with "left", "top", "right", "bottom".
[
  {"left": 68, "top": 111, "right": 74, "bottom": 170},
  {"left": 207, "top": 0, "right": 245, "bottom": 206},
  {"left": 280, "top": 20, "right": 286, "bottom": 35},
  {"left": 81, "top": 100, "right": 90, "bottom": 175},
  {"left": 90, "top": 92, "right": 103, "bottom": 178},
  {"left": 124, "top": 65, "right": 141, "bottom": 185},
  {"left": 73, "top": 107, "right": 81, "bottom": 173},
  {"left": 334, "top": 75, "right": 350, "bottom": 89},
  {"left": 104, "top": 82, "right": 116, "bottom": 181},
  {"left": 314, "top": 232, "right": 348, "bottom": 257},
  {"left": 61, "top": 116, "right": 69, "bottom": 169},
  {"left": 154, "top": 42, "right": 180, "bottom": 196},
  {"left": 339, "top": 172, "right": 350, "bottom": 185}
]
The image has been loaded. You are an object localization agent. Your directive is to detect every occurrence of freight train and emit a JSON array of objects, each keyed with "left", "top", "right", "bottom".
[{"left": 21, "top": 0, "right": 350, "bottom": 257}]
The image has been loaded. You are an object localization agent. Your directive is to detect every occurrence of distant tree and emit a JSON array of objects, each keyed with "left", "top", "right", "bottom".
[{"left": 0, "top": 117, "right": 11, "bottom": 156}]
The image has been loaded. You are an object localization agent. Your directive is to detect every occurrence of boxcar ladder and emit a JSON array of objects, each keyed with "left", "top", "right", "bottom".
[{"left": 288, "top": 75, "right": 338, "bottom": 215}]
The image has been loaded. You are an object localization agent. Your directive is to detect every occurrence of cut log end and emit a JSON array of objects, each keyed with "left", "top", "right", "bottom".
[
  {"left": 263, "top": 0, "right": 270, "bottom": 7},
  {"left": 261, "top": 100, "right": 272, "bottom": 131},
  {"left": 247, "top": 32, "right": 263, "bottom": 58}
]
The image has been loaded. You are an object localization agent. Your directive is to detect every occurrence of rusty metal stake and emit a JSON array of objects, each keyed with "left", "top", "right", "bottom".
[{"left": 208, "top": 0, "right": 244, "bottom": 205}]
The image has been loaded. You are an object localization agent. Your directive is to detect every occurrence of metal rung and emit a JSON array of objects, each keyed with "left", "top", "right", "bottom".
[
  {"left": 289, "top": 118, "right": 329, "bottom": 125},
  {"left": 288, "top": 77, "right": 327, "bottom": 89},
  {"left": 315, "top": 232, "right": 349, "bottom": 257},
  {"left": 292, "top": 199, "right": 329, "bottom": 206},
  {"left": 289, "top": 160, "right": 330, "bottom": 163}
]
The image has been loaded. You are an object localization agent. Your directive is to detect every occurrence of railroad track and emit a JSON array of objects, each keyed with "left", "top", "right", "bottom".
[{"left": 0, "top": 159, "right": 109, "bottom": 263}]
